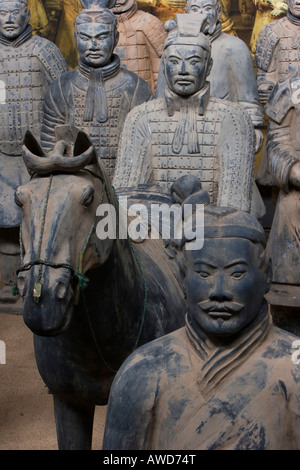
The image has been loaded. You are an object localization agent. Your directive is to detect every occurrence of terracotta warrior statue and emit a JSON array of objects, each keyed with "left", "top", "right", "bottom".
[
  {"left": 255, "top": 0, "right": 300, "bottom": 106},
  {"left": 254, "top": 0, "right": 299, "bottom": 191},
  {"left": 155, "top": 0, "right": 265, "bottom": 155},
  {"left": 111, "top": 0, "right": 167, "bottom": 94},
  {"left": 102, "top": 203, "right": 300, "bottom": 450},
  {"left": 263, "top": 71, "right": 300, "bottom": 336},
  {"left": 113, "top": 13, "right": 264, "bottom": 217},
  {"left": 249, "top": 0, "right": 287, "bottom": 56},
  {"left": 0, "top": 0, "right": 67, "bottom": 307},
  {"left": 40, "top": 0, "right": 153, "bottom": 180}
]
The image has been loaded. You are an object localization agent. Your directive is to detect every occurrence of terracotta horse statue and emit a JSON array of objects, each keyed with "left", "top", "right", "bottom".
[{"left": 15, "top": 128, "right": 186, "bottom": 450}]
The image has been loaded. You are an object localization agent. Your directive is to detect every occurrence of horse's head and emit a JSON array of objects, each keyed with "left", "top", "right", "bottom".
[{"left": 16, "top": 129, "right": 116, "bottom": 336}]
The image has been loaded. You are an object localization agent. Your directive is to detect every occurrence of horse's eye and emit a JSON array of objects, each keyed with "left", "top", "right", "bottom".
[{"left": 81, "top": 186, "right": 94, "bottom": 207}]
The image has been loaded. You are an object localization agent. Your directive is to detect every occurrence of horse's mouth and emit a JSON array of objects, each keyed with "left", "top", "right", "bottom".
[{"left": 23, "top": 287, "right": 74, "bottom": 337}]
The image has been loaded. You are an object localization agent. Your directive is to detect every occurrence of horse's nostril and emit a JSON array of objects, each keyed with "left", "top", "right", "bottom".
[
  {"left": 56, "top": 282, "right": 68, "bottom": 300},
  {"left": 16, "top": 276, "right": 26, "bottom": 296}
]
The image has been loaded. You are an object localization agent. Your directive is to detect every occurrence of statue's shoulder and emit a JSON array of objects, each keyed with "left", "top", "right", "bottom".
[
  {"left": 208, "top": 96, "right": 250, "bottom": 119},
  {"left": 265, "top": 72, "right": 299, "bottom": 123},
  {"left": 125, "top": 96, "right": 166, "bottom": 121},
  {"left": 31, "top": 34, "right": 65, "bottom": 57},
  {"left": 255, "top": 19, "right": 284, "bottom": 70},
  {"left": 30, "top": 35, "right": 68, "bottom": 73},
  {"left": 120, "top": 327, "right": 188, "bottom": 376},
  {"left": 133, "top": 9, "right": 165, "bottom": 29},
  {"left": 218, "top": 32, "right": 250, "bottom": 53},
  {"left": 267, "top": 325, "right": 300, "bottom": 375},
  {"left": 131, "top": 10, "right": 166, "bottom": 49}
]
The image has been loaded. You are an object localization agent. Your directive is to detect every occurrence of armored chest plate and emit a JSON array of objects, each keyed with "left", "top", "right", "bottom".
[
  {"left": 149, "top": 110, "right": 221, "bottom": 204},
  {"left": 71, "top": 83, "right": 123, "bottom": 180},
  {"left": 277, "top": 35, "right": 300, "bottom": 81},
  {"left": 0, "top": 48, "right": 47, "bottom": 155}
]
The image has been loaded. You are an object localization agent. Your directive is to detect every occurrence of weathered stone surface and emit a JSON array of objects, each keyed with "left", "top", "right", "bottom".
[
  {"left": 40, "top": 5, "right": 153, "bottom": 180},
  {"left": 0, "top": 0, "right": 67, "bottom": 307},
  {"left": 264, "top": 71, "right": 300, "bottom": 335},
  {"left": 103, "top": 206, "right": 300, "bottom": 450},
  {"left": 113, "top": 13, "right": 263, "bottom": 217}
]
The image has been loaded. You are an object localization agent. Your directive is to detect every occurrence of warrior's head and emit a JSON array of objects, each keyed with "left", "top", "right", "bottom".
[
  {"left": 288, "top": 0, "right": 300, "bottom": 18},
  {"left": 75, "top": 0, "right": 118, "bottom": 68},
  {"left": 179, "top": 205, "right": 271, "bottom": 338},
  {"left": 162, "top": 14, "right": 213, "bottom": 97},
  {"left": 185, "top": 0, "right": 221, "bottom": 32},
  {"left": 111, "top": 0, "right": 136, "bottom": 14},
  {"left": 0, "top": 0, "right": 30, "bottom": 40}
]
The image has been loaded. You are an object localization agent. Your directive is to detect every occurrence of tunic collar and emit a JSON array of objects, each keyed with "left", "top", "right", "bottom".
[
  {"left": 209, "top": 21, "right": 222, "bottom": 42},
  {"left": 78, "top": 55, "right": 120, "bottom": 123},
  {"left": 164, "top": 82, "right": 211, "bottom": 117},
  {"left": 164, "top": 83, "right": 210, "bottom": 154},
  {"left": 78, "top": 54, "right": 120, "bottom": 82},
  {"left": 0, "top": 24, "right": 32, "bottom": 47},
  {"left": 287, "top": 10, "right": 300, "bottom": 26},
  {"left": 185, "top": 301, "right": 270, "bottom": 396},
  {"left": 115, "top": 1, "right": 138, "bottom": 37}
]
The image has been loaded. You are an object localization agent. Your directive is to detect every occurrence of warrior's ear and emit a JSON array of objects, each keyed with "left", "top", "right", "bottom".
[
  {"left": 265, "top": 257, "right": 272, "bottom": 295},
  {"left": 114, "top": 30, "right": 119, "bottom": 48}
]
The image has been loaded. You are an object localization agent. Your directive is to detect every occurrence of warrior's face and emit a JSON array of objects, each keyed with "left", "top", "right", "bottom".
[
  {"left": 184, "top": 237, "right": 267, "bottom": 337},
  {"left": 186, "top": 0, "right": 221, "bottom": 28},
  {"left": 288, "top": 0, "right": 300, "bottom": 18},
  {"left": 0, "top": 1, "right": 30, "bottom": 39},
  {"left": 75, "top": 22, "right": 116, "bottom": 67},
  {"left": 164, "top": 44, "right": 211, "bottom": 96}
]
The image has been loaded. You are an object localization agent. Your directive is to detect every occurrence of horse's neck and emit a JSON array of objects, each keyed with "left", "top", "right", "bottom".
[{"left": 91, "top": 233, "right": 143, "bottom": 303}]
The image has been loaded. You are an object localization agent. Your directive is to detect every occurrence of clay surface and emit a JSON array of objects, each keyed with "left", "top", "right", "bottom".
[
  {"left": 40, "top": 4, "right": 153, "bottom": 181},
  {"left": 17, "top": 127, "right": 187, "bottom": 449},
  {"left": 103, "top": 206, "right": 300, "bottom": 450},
  {"left": 112, "top": 0, "right": 167, "bottom": 93},
  {"left": 0, "top": 0, "right": 67, "bottom": 308},
  {"left": 113, "top": 13, "right": 262, "bottom": 217},
  {"left": 264, "top": 71, "right": 300, "bottom": 335}
]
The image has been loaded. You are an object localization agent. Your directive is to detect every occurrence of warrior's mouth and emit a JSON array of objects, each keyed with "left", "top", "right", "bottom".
[
  {"left": 176, "top": 80, "right": 193, "bottom": 86},
  {"left": 198, "top": 301, "right": 244, "bottom": 319},
  {"left": 207, "top": 311, "right": 234, "bottom": 320}
]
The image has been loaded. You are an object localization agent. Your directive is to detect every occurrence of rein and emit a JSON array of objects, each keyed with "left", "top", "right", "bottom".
[
  {"left": 14, "top": 166, "right": 148, "bottom": 373},
  {"left": 14, "top": 170, "right": 104, "bottom": 304}
]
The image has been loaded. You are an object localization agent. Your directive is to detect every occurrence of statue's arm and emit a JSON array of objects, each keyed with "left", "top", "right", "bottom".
[
  {"left": 130, "top": 77, "right": 153, "bottom": 109},
  {"left": 266, "top": 110, "right": 300, "bottom": 192},
  {"left": 35, "top": 38, "right": 68, "bottom": 83},
  {"left": 229, "top": 41, "right": 264, "bottom": 128},
  {"left": 102, "top": 355, "right": 158, "bottom": 450},
  {"left": 113, "top": 105, "right": 153, "bottom": 188},
  {"left": 217, "top": 104, "right": 255, "bottom": 212},
  {"left": 155, "top": 58, "right": 166, "bottom": 99},
  {"left": 142, "top": 16, "right": 167, "bottom": 90},
  {"left": 41, "top": 79, "right": 68, "bottom": 152},
  {"left": 254, "top": 24, "right": 280, "bottom": 104}
]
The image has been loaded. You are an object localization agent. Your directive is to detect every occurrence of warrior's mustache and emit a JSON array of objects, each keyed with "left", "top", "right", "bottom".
[{"left": 198, "top": 300, "right": 244, "bottom": 314}]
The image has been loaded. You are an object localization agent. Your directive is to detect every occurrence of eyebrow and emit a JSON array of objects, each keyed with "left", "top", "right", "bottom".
[
  {"left": 79, "top": 30, "right": 110, "bottom": 38},
  {"left": 192, "top": 261, "right": 217, "bottom": 269},
  {"left": 168, "top": 54, "right": 202, "bottom": 60},
  {"left": 225, "top": 260, "right": 248, "bottom": 269}
]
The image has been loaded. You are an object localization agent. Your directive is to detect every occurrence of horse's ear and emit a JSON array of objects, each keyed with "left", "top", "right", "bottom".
[
  {"left": 73, "top": 130, "right": 95, "bottom": 157},
  {"left": 23, "top": 130, "right": 46, "bottom": 158}
]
